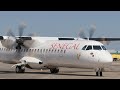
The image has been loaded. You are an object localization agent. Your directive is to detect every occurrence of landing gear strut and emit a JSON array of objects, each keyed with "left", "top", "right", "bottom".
[
  {"left": 96, "top": 68, "right": 103, "bottom": 76},
  {"left": 16, "top": 65, "right": 25, "bottom": 73},
  {"left": 50, "top": 68, "right": 59, "bottom": 74}
]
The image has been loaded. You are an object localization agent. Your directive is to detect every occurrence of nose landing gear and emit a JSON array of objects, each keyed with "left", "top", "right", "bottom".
[{"left": 96, "top": 68, "right": 103, "bottom": 76}]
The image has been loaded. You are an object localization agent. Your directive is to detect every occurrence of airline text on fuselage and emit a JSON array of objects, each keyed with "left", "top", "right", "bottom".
[{"left": 50, "top": 43, "right": 80, "bottom": 50}]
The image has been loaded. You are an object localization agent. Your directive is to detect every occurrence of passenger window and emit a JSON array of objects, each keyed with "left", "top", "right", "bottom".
[
  {"left": 58, "top": 49, "right": 59, "bottom": 53},
  {"left": 41, "top": 49, "right": 42, "bottom": 53},
  {"left": 93, "top": 46, "right": 102, "bottom": 50},
  {"left": 43, "top": 49, "right": 45, "bottom": 53},
  {"left": 37, "top": 49, "right": 39, "bottom": 52},
  {"left": 29, "top": 49, "right": 31, "bottom": 52},
  {"left": 32, "top": 49, "right": 34, "bottom": 52},
  {"left": 60, "top": 50, "right": 63, "bottom": 53},
  {"left": 82, "top": 45, "right": 87, "bottom": 50},
  {"left": 26, "top": 49, "right": 28, "bottom": 52},
  {"left": 54, "top": 49, "right": 56, "bottom": 53},
  {"left": 51, "top": 49, "right": 54, "bottom": 53},
  {"left": 86, "top": 45, "right": 92, "bottom": 50},
  {"left": 46, "top": 49, "right": 48, "bottom": 53}
]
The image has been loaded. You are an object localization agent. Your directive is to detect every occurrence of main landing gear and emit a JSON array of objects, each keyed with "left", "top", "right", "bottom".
[
  {"left": 96, "top": 68, "right": 103, "bottom": 76},
  {"left": 15, "top": 65, "right": 25, "bottom": 73},
  {"left": 50, "top": 68, "right": 59, "bottom": 74}
]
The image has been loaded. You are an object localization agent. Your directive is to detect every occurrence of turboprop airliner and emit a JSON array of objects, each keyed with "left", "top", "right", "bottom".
[{"left": 0, "top": 35, "right": 113, "bottom": 76}]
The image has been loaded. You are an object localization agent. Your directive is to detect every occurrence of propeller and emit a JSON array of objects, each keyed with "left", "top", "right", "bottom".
[
  {"left": 7, "top": 22, "right": 26, "bottom": 49},
  {"left": 78, "top": 24, "right": 110, "bottom": 45},
  {"left": 78, "top": 24, "right": 96, "bottom": 39},
  {"left": 2, "top": 22, "right": 33, "bottom": 50}
]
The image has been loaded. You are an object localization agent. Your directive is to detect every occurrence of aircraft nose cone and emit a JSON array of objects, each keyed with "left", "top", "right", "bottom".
[{"left": 99, "top": 52, "right": 113, "bottom": 63}]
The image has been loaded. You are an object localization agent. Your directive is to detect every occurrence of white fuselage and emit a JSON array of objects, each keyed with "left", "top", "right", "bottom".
[{"left": 0, "top": 37, "right": 113, "bottom": 70}]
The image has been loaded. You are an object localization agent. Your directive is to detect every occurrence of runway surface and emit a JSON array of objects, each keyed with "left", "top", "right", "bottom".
[{"left": 0, "top": 61, "right": 120, "bottom": 79}]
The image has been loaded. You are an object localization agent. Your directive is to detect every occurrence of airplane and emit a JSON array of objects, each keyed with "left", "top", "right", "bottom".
[
  {"left": 0, "top": 23, "right": 119, "bottom": 77},
  {"left": 0, "top": 34, "right": 113, "bottom": 76}
]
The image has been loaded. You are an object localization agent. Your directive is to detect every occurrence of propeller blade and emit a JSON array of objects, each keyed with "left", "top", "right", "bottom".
[
  {"left": 89, "top": 24, "right": 96, "bottom": 38},
  {"left": 16, "top": 22, "right": 28, "bottom": 49},
  {"left": 100, "top": 37, "right": 110, "bottom": 45},
  {"left": 18, "top": 22, "right": 27, "bottom": 37},
  {"left": 2, "top": 22, "right": 33, "bottom": 50},
  {"left": 28, "top": 33, "right": 37, "bottom": 36},
  {"left": 6, "top": 28, "right": 15, "bottom": 38},
  {"left": 78, "top": 28, "right": 86, "bottom": 38}
]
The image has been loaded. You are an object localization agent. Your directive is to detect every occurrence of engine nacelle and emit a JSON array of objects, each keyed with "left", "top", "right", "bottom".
[
  {"left": 20, "top": 56, "right": 43, "bottom": 64},
  {"left": 1, "top": 36, "right": 16, "bottom": 48}
]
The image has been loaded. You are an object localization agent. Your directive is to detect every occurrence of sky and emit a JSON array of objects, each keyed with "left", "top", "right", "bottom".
[{"left": 0, "top": 11, "right": 120, "bottom": 50}]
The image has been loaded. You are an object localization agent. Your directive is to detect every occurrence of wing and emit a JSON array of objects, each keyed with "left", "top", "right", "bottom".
[{"left": 85, "top": 38, "right": 120, "bottom": 41}]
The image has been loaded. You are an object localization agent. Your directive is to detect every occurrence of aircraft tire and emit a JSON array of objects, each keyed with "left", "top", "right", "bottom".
[
  {"left": 100, "top": 71, "right": 102, "bottom": 76},
  {"left": 96, "top": 72, "right": 99, "bottom": 76},
  {"left": 54, "top": 68, "right": 59, "bottom": 73},
  {"left": 16, "top": 66, "right": 25, "bottom": 73},
  {"left": 50, "top": 68, "right": 59, "bottom": 73}
]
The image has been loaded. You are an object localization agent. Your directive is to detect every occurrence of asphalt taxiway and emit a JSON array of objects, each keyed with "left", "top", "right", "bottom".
[{"left": 0, "top": 61, "right": 120, "bottom": 79}]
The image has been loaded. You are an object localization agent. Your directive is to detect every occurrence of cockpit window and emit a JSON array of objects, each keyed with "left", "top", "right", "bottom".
[
  {"left": 86, "top": 45, "right": 92, "bottom": 50},
  {"left": 93, "top": 45, "right": 102, "bottom": 50},
  {"left": 82, "top": 45, "right": 87, "bottom": 50},
  {"left": 82, "top": 45, "right": 107, "bottom": 51},
  {"left": 101, "top": 45, "right": 107, "bottom": 50}
]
